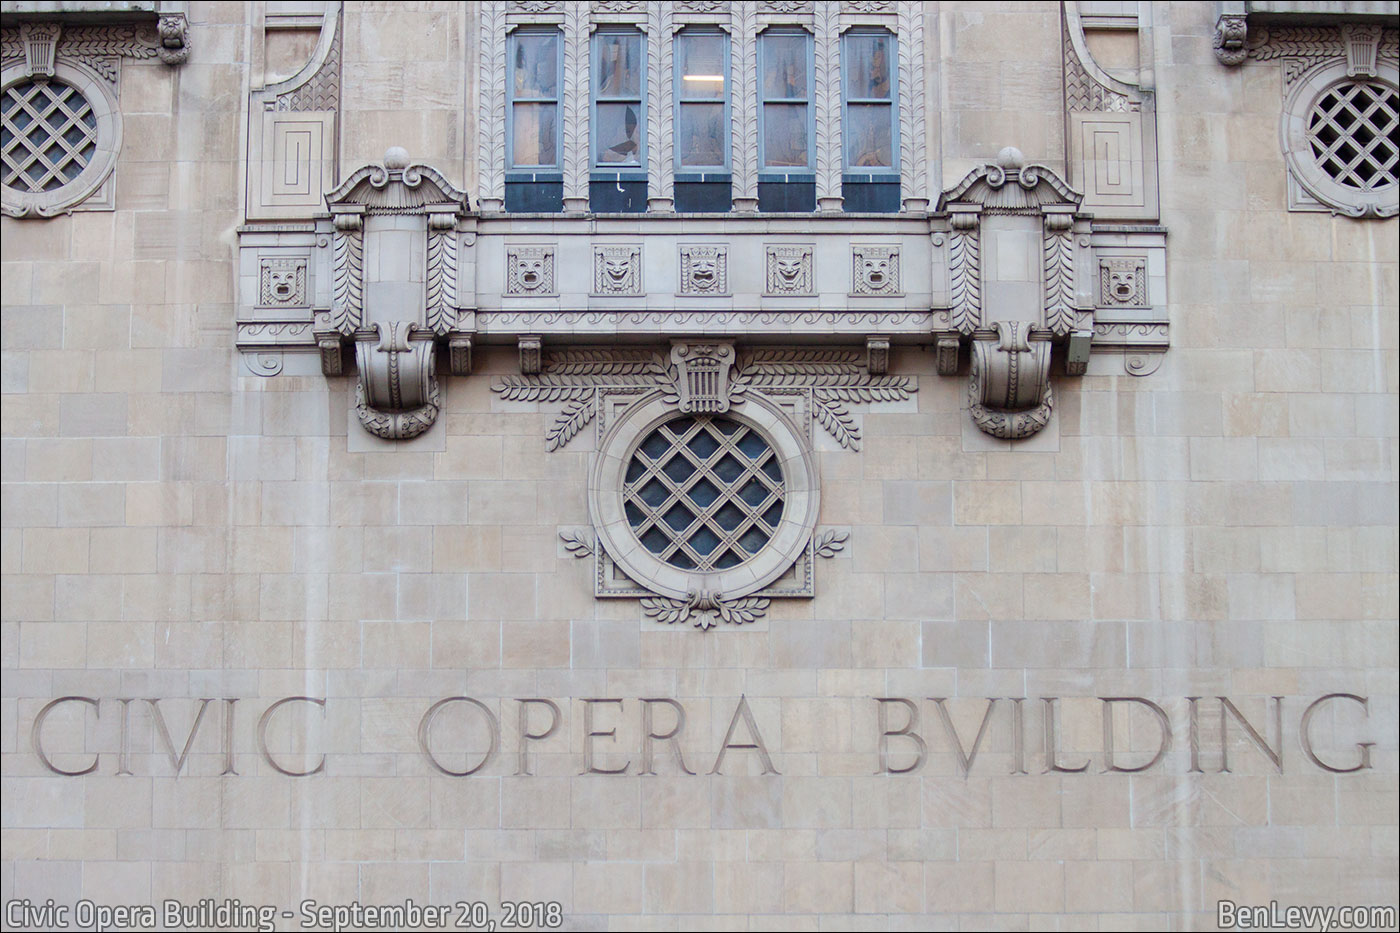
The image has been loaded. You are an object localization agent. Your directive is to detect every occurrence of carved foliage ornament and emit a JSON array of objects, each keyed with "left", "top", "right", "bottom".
[{"left": 495, "top": 342, "right": 912, "bottom": 628}]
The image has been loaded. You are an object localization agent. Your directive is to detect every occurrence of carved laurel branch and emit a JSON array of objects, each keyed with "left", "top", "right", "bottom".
[
  {"left": 495, "top": 348, "right": 916, "bottom": 452},
  {"left": 426, "top": 229, "right": 457, "bottom": 335},
  {"left": 948, "top": 230, "right": 980, "bottom": 335},
  {"left": 1247, "top": 26, "right": 1398, "bottom": 61},
  {"left": 813, "top": 527, "right": 849, "bottom": 557},
  {"left": 642, "top": 594, "right": 770, "bottom": 630},
  {"left": 559, "top": 528, "right": 594, "bottom": 557},
  {"left": 0, "top": 24, "right": 162, "bottom": 59},
  {"left": 331, "top": 229, "right": 363, "bottom": 334},
  {"left": 1042, "top": 230, "right": 1075, "bottom": 337}
]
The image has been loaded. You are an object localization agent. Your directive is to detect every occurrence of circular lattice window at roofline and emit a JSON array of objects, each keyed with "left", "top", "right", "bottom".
[
  {"left": 591, "top": 392, "right": 819, "bottom": 602},
  {"left": 1282, "top": 60, "right": 1398, "bottom": 219},
  {"left": 1, "top": 61, "right": 122, "bottom": 218}
]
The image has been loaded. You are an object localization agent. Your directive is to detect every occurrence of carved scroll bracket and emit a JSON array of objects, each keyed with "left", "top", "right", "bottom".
[
  {"left": 934, "top": 147, "right": 1101, "bottom": 440},
  {"left": 315, "top": 147, "right": 473, "bottom": 440}
]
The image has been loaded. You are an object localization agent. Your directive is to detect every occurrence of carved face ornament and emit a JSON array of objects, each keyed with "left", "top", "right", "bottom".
[
  {"left": 1110, "top": 267, "right": 1136, "bottom": 301},
  {"left": 269, "top": 267, "right": 298, "bottom": 302},
  {"left": 775, "top": 256, "right": 803, "bottom": 284},
  {"left": 518, "top": 257, "right": 545, "bottom": 290},
  {"left": 689, "top": 256, "right": 717, "bottom": 290},
  {"left": 862, "top": 256, "right": 890, "bottom": 288},
  {"left": 605, "top": 257, "right": 631, "bottom": 285}
]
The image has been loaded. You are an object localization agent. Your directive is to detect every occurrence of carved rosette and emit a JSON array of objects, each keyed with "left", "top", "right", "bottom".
[{"left": 493, "top": 342, "right": 912, "bottom": 629}]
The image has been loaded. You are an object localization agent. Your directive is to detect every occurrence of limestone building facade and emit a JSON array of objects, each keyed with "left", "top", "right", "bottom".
[{"left": 1, "top": 0, "right": 1397, "bottom": 927}]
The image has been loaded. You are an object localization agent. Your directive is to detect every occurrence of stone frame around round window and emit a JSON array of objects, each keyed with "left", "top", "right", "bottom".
[
  {"left": 590, "top": 391, "right": 820, "bottom": 602},
  {"left": 1, "top": 60, "right": 123, "bottom": 219},
  {"left": 1281, "top": 59, "right": 1399, "bottom": 219}
]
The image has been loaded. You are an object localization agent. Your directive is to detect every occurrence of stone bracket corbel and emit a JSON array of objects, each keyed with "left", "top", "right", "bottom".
[
  {"left": 157, "top": 12, "right": 191, "bottom": 65},
  {"left": 354, "top": 321, "right": 441, "bottom": 440},
  {"left": 968, "top": 322, "right": 1054, "bottom": 440}
]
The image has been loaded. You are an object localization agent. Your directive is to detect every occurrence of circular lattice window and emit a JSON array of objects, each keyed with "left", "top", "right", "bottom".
[
  {"left": 592, "top": 393, "right": 819, "bottom": 601},
  {"left": 1307, "top": 81, "right": 1398, "bottom": 190},
  {"left": 624, "top": 415, "right": 786, "bottom": 572},
  {"left": 1, "top": 62, "right": 121, "bottom": 218},
  {"left": 1283, "top": 62, "right": 1398, "bottom": 218}
]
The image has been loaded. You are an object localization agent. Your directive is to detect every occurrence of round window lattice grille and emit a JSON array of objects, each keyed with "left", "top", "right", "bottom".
[
  {"left": 1306, "top": 80, "right": 1399, "bottom": 191},
  {"left": 1, "top": 78, "right": 99, "bottom": 194},
  {"left": 623, "top": 415, "right": 786, "bottom": 572}
]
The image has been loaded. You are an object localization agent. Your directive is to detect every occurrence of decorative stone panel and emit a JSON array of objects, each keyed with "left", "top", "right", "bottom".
[
  {"left": 851, "top": 245, "right": 901, "bottom": 296},
  {"left": 765, "top": 244, "right": 814, "bottom": 295},
  {"left": 592, "top": 245, "right": 644, "bottom": 296},
  {"left": 507, "top": 246, "right": 558, "bottom": 296},
  {"left": 245, "top": 2, "right": 342, "bottom": 220},
  {"left": 678, "top": 244, "right": 729, "bottom": 295}
]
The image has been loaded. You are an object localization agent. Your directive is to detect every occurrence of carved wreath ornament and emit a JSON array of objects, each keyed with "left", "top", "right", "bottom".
[{"left": 494, "top": 342, "right": 913, "bottom": 629}]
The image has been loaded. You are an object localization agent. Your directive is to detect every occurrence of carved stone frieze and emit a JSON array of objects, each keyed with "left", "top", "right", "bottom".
[
  {"left": 593, "top": 245, "right": 644, "bottom": 295},
  {"left": 508, "top": 246, "right": 558, "bottom": 295},
  {"left": 678, "top": 244, "right": 729, "bottom": 295},
  {"left": 852, "top": 246, "right": 901, "bottom": 296},
  {"left": 766, "top": 245, "right": 815, "bottom": 295}
]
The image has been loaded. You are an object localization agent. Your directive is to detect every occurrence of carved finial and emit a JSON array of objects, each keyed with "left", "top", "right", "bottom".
[
  {"left": 383, "top": 147, "right": 411, "bottom": 170},
  {"left": 996, "top": 147, "right": 1025, "bottom": 171}
]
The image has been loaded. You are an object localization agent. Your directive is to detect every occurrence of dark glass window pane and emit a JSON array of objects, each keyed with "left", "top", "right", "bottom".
[
  {"left": 846, "top": 33, "right": 893, "bottom": 99},
  {"left": 512, "top": 33, "right": 558, "bottom": 97},
  {"left": 512, "top": 102, "right": 558, "bottom": 166},
  {"left": 678, "top": 103, "right": 726, "bottom": 167},
  {"left": 763, "top": 102, "right": 810, "bottom": 168},
  {"left": 679, "top": 33, "right": 726, "bottom": 100},
  {"left": 596, "top": 33, "right": 641, "bottom": 97},
  {"left": 596, "top": 102, "right": 643, "bottom": 165},
  {"left": 846, "top": 103, "right": 893, "bottom": 168},
  {"left": 763, "top": 34, "right": 808, "bottom": 99}
]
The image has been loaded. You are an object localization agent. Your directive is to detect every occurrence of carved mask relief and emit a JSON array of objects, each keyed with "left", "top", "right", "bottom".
[
  {"left": 766, "top": 245, "right": 814, "bottom": 295},
  {"left": 679, "top": 245, "right": 728, "bottom": 295},
  {"left": 592, "top": 245, "right": 643, "bottom": 295},
  {"left": 1099, "top": 257, "right": 1147, "bottom": 307},
  {"left": 259, "top": 258, "right": 308, "bottom": 307},
  {"left": 507, "top": 246, "right": 556, "bottom": 295},
  {"left": 852, "top": 246, "right": 900, "bottom": 295}
]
